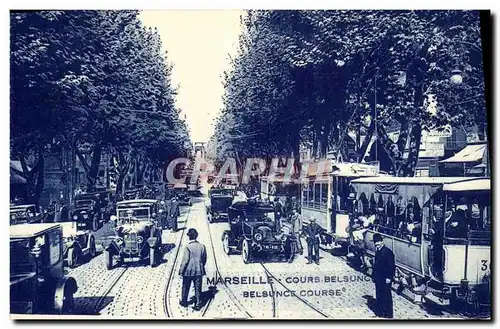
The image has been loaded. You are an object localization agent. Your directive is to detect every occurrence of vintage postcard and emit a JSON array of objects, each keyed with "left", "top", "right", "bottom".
[{"left": 9, "top": 9, "right": 491, "bottom": 320}]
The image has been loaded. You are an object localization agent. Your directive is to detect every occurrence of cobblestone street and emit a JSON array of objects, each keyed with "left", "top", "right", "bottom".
[{"left": 63, "top": 197, "right": 483, "bottom": 319}]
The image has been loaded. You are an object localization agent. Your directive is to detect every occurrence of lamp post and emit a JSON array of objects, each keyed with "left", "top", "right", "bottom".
[{"left": 450, "top": 55, "right": 463, "bottom": 86}]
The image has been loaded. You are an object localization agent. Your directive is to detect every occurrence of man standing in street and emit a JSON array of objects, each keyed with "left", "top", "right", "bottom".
[
  {"left": 302, "top": 217, "right": 324, "bottom": 265},
  {"left": 372, "top": 233, "right": 396, "bottom": 318},
  {"left": 290, "top": 208, "right": 303, "bottom": 256},
  {"left": 179, "top": 228, "right": 207, "bottom": 311},
  {"left": 168, "top": 195, "right": 180, "bottom": 232}
]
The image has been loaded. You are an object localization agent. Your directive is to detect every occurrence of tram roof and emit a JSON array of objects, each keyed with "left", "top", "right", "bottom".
[
  {"left": 443, "top": 178, "right": 490, "bottom": 192},
  {"left": 350, "top": 176, "right": 478, "bottom": 185}
]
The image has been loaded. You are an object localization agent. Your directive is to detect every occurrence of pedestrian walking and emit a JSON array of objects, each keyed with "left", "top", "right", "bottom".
[
  {"left": 168, "top": 196, "right": 180, "bottom": 231},
  {"left": 372, "top": 233, "right": 395, "bottom": 318},
  {"left": 179, "top": 228, "right": 207, "bottom": 311},
  {"left": 302, "top": 217, "right": 324, "bottom": 265}
]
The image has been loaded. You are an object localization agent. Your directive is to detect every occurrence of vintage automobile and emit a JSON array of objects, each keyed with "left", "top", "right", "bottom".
[
  {"left": 10, "top": 223, "right": 78, "bottom": 314},
  {"left": 59, "top": 218, "right": 97, "bottom": 268},
  {"left": 206, "top": 187, "right": 235, "bottom": 223},
  {"left": 173, "top": 183, "right": 192, "bottom": 206},
  {"left": 221, "top": 199, "right": 294, "bottom": 263},
  {"left": 71, "top": 194, "right": 102, "bottom": 231},
  {"left": 10, "top": 205, "right": 45, "bottom": 225},
  {"left": 104, "top": 199, "right": 164, "bottom": 269}
]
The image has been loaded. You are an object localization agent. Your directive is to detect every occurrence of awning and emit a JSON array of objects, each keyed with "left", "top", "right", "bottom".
[
  {"left": 351, "top": 181, "right": 442, "bottom": 208},
  {"left": 304, "top": 160, "right": 332, "bottom": 178},
  {"left": 439, "top": 144, "right": 486, "bottom": 163},
  {"left": 443, "top": 178, "right": 490, "bottom": 192}
]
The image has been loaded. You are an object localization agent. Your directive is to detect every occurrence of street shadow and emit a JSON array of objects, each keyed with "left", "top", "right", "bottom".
[
  {"left": 162, "top": 243, "right": 176, "bottom": 254},
  {"left": 188, "top": 286, "right": 218, "bottom": 309},
  {"left": 73, "top": 296, "right": 114, "bottom": 315},
  {"left": 362, "top": 294, "right": 378, "bottom": 316}
]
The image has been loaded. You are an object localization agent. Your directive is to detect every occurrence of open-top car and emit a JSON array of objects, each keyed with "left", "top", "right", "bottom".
[
  {"left": 10, "top": 223, "right": 78, "bottom": 314},
  {"left": 103, "top": 199, "right": 164, "bottom": 269},
  {"left": 206, "top": 187, "right": 235, "bottom": 223},
  {"left": 71, "top": 194, "right": 102, "bottom": 231},
  {"left": 221, "top": 199, "right": 294, "bottom": 263},
  {"left": 10, "top": 205, "right": 45, "bottom": 225}
]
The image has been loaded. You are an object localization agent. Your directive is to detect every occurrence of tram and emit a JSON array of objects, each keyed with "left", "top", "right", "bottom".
[
  {"left": 299, "top": 161, "right": 381, "bottom": 245},
  {"left": 347, "top": 176, "right": 491, "bottom": 307}
]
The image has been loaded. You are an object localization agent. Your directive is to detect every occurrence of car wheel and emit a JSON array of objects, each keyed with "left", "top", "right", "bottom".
[
  {"left": 67, "top": 247, "right": 79, "bottom": 268},
  {"left": 105, "top": 250, "right": 113, "bottom": 270},
  {"left": 242, "top": 239, "right": 253, "bottom": 264},
  {"left": 222, "top": 232, "right": 232, "bottom": 255},
  {"left": 89, "top": 237, "right": 97, "bottom": 258},
  {"left": 61, "top": 285, "right": 75, "bottom": 314}
]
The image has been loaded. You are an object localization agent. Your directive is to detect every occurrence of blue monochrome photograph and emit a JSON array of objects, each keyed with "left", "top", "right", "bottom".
[{"left": 9, "top": 9, "right": 491, "bottom": 320}]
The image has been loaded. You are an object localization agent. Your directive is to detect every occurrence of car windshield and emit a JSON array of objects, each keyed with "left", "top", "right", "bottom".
[
  {"left": 10, "top": 239, "right": 35, "bottom": 275},
  {"left": 245, "top": 210, "right": 275, "bottom": 222},
  {"left": 76, "top": 200, "right": 93, "bottom": 207},
  {"left": 211, "top": 189, "right": 233, "bottom": 196},
  {"left": 118, "top": 207, "right": 151, "bottom": 221}
]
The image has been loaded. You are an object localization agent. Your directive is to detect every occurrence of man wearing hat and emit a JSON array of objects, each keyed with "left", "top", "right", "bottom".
[
  {"left": 372, "top": 233, "right": 395, "bottom": 318},
  {"left": 167, "top": 195, "right": 180, "bottom": 232},
  {"left": 179, "top": 228, "right": 207, "bottom": 311},
  {"left": 302, "top": 217, "right": 325, "bottom": 265}
]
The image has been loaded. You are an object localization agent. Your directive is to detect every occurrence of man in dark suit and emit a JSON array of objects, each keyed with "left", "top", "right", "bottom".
[
  {"left": 372, "top": 233, "right": 396, "bottom": 318},
  {"left": 179, "top": 228, "right": 207, "bottom": 311},
  {"left": 168, "top": 196, "right": 180, "bottom": 232},
  {"left": 302, "top": 217, "right": 325, "bottom": 265}
]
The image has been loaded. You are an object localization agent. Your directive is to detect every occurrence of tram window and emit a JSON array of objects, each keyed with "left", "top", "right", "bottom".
[
  {"left": 314, "top": 183, "right": 321, "bottom": 209},
  {"left": 376, "top": 195, "right": 385, "bottom": 226},
  {"left": 470, "top": 201, "right": 481, "bottom": 230},
  {"left": 483, "top": 206, "right": 491, "bottom": 230},
  {"left": 308, "top": 182, "right": 314, "bottom": 208},
  {"left": 384, "top": 196, "right": 394, "bottom": 228},
  {"left": 358, "top": 193, "right": 368, "bottom": 215},
  {"left": 369, "top": 194, "right": 377, "bottom": 213},
  {"left": 321, "top": 183, "right": 328, "bottom": 210}
]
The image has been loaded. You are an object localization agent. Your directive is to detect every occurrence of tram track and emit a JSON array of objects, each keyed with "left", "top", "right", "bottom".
[
  {"left": 203, "top": 212, "right": 252, "bottom": 319},
  {"left": 260, "top": 263, "right": 329, "bottom": 318},
  {"left": 93, "top": 267, "right": 128, "bottom": 314},
  {"left": 163, "top": 206, "right": 192, "bottom": 318}
]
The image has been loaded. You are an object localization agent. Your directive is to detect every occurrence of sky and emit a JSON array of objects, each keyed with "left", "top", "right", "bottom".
[{"left": 139, "top": 10, "right": 245, "bottom": 144}]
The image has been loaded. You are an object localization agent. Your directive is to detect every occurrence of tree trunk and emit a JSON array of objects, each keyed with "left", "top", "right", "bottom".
[
  {"left": 357, "top": 122, "right": 375, "bottom": 161},
  {"left": 400, "top": 123, "right": 423, "bottom": 177},
  {"left": 76, "top": 144, "right": 103, "bottom": 193}
]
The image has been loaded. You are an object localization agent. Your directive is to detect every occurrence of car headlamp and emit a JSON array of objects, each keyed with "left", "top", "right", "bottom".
[
  {"left": 254, "top": 233, "right": 263, "bottom": 241},
  {"left": 137, "top": 236, "right": 144, "bottom": 244},
  {"left": 83, "top": 214, "right": 89, "bottom": 219},
  {"left": 73, "top": 215, "right": 78, "bottom": 220}
]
